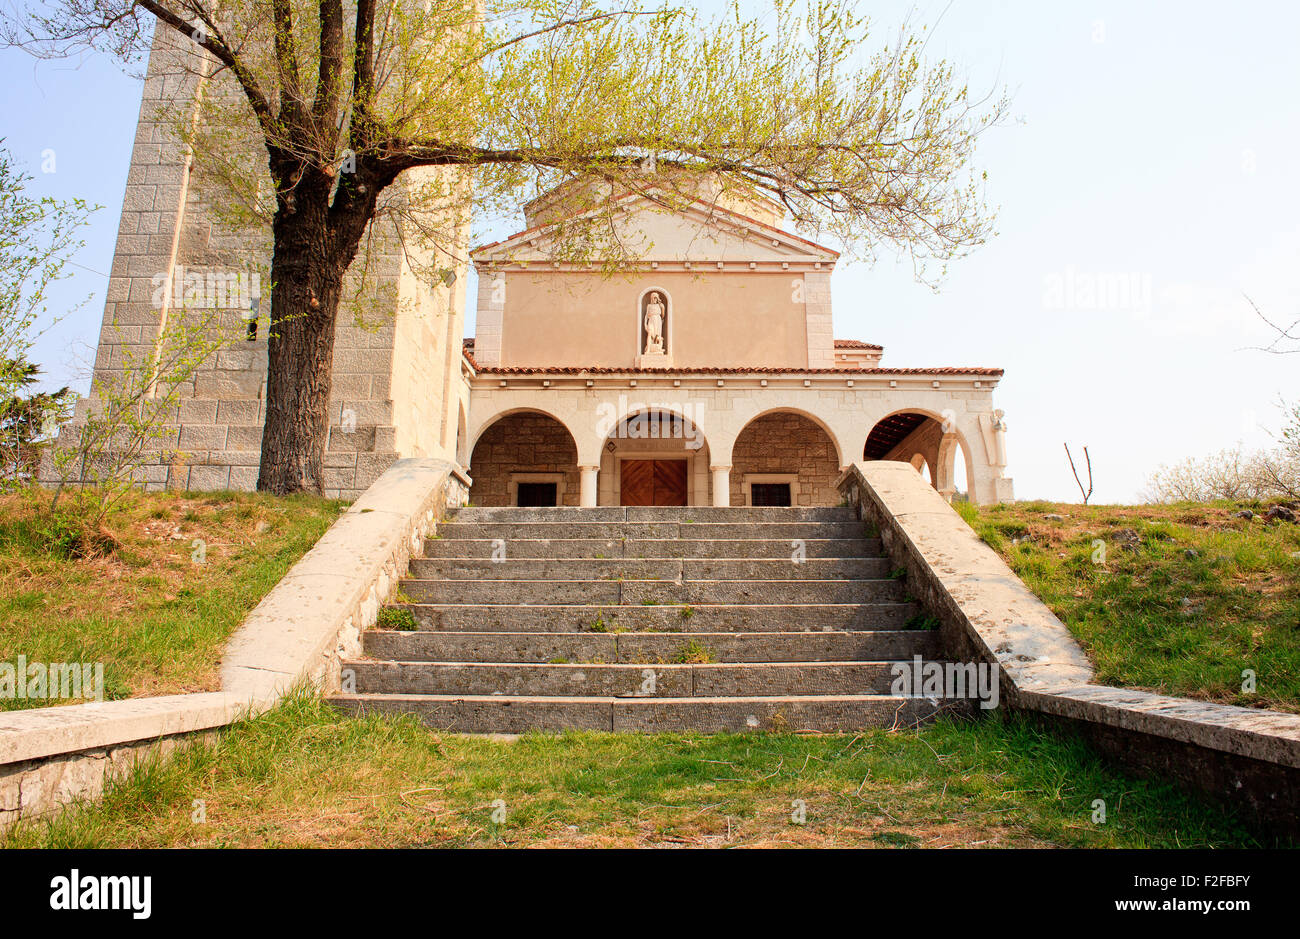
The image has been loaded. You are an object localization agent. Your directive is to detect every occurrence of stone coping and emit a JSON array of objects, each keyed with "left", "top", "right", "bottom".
[
  {"left": 0, "top": 693, "right": 246, "bottom": 767},
  {"left": 222, "top": 458, "right": 461, "bottom": 705},
  {"left": 1023, "top": 684, "right": 1300, "bottom": 770},
  {"left": 1, "top": 459, "right": 465, "bottom": 778},
  {"left": 837, "top": 460, "right": 1300, "bottom": 771}
]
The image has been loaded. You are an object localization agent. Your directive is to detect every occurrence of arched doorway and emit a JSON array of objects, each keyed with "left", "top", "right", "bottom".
[
  {"left": 731, "top": 411, "right": 841, "bottom": 506},
  {"left": 468, "top": 411, "right": 580, "bottom": 506},
  {"left": 864, "top": 410, "right": 973, "bottom": 502},
  {"left": 600, "top": 409, "right": 710, "bottom": 506}
]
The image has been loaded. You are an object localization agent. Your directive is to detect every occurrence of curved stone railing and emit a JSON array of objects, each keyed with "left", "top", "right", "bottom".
[
  {"left": 1, "top": 459, "right": 470, "bottom": 829},
  {"left": 838, "top": 460, "right": 1300, "bottom": 836}
]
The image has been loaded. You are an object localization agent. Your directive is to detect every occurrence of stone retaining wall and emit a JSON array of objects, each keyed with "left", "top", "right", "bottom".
[
  {"left": 838, "top": 460, "right": 1300, "bottom": 837},
  {"left": 0, "top": 459, "right": 469, "bottom": 828}
]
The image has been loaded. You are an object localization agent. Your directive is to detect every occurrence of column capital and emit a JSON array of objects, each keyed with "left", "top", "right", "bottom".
[{"left": 710, "top": 465, "right": 731, "bottom": 507}]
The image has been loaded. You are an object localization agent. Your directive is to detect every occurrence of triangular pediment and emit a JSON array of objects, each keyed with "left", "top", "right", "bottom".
[{"left": 472, "top": 191, "right": 839, "bottom": 267}]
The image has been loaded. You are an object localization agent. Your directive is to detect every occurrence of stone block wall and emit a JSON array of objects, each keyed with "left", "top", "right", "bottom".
[
  {"left": 1, "top": 731, "right": 215, "bottom": 829},
  {"left": 729, "top": 412, "right": 840, "bottom": 506},
  {"left": 468, "top": 413, "right": 581, "bottom": 506}
]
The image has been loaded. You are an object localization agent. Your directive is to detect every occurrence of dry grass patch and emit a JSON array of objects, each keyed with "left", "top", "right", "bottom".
[{"left": 0, "top": 488, "right": 344, "bottom": 708}]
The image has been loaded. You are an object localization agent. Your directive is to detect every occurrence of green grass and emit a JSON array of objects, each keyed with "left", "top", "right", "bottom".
[
  {"left": 958, "top": 499, "right": 1300, "bottom": 712},
  {"left": 3, "top": 693, "right": 1272, "bottom": 848},
  {"left": 0, "top": 489, "right": 343, "bottom": 709},
  {"left": 671, "top": 639, "right": 716, "bottom": 664}
]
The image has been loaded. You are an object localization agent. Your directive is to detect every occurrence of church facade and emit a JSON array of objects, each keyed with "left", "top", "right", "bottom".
[
  {"left": 51, "top": 31, "right": 1013, "bottom": 506},
  {"left": 461, "top": 181, "right": 1014, "bottom": 507}
]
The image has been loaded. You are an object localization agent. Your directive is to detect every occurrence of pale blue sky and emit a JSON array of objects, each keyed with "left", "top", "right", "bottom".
[{"left": 3, "top": 1, "right": 1297, "bottom": 502}]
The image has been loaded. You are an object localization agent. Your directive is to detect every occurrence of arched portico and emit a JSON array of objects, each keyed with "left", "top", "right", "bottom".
[
  {"left": 599, "top": 408, "right": 712, "bottom": 506},
  {"left": 467, "top": 409, "right": 582, "bottom": 506},
  {"left": 462, "top": 379, "right": 1012, "bottom": 508},
  {"left": 722, "top": 409, "right": 843, "bottom": 507},
  {"left": 864, "top": 408, "right": 975, "bottom": 502}
]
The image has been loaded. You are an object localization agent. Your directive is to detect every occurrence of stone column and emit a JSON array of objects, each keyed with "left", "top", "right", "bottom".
[
  {"left": 711, "top": 466, "right": 731, "bottom": 507},
  {"left": 579, "top": 465, "right": 600, "bottom": 507}
]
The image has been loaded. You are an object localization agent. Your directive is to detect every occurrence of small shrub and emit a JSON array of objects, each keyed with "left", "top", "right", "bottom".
[
  {"left": 376, "top": 607, "right": 418, "bottom": 631},
  {"left": 672, "top": 640, "right": 716, "bottom": 664}
]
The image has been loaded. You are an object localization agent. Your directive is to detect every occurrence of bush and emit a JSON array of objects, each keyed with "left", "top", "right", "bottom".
[
  {"left": 1144, "top": 401, "right": 1300, "bottom": 503},
  {"left": 377, "top": 607, "right": 418, "bottom": 631}
]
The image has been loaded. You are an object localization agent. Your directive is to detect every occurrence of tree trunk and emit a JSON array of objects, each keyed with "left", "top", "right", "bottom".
[
  {"left": 258, "top": 188, "right": 355, "bottom": 495},
  {"left": 256, "top": 157, "right": 383, "bottom": 495}
]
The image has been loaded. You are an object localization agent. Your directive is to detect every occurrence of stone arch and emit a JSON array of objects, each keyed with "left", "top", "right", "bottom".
[
  {"left": 730, "top": 409, "right": 842, "bottom": 506},
  {"left": 467, "top": 409, "right": 581, "bottom": 506},
  {"left": 908, "top": 452, "right": 933, "bottom": 483},
  {"left": 467, "top": 406, "right": 583, "bottom": 458},
  {"left": 599, "top": 406, "right": 712, "bottom": 506},
  {"left": 864, "top": 407, "right": 974, "bottom": 502},
  {"left": 721, "top": 406, "right": 847, "bottom": 469}
]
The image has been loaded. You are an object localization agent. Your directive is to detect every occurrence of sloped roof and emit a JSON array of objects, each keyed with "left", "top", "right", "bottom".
[{"left": 471, "top": 187, "right": 840, "bottom": 263}]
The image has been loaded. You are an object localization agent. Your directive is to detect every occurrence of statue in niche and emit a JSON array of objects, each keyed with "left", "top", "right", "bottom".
[
  {"left": 991, "top": 409, "right": 1009, "bottom": 469},
  {"left": 642, "top": 292, "right": 666, "bottom": 355}
]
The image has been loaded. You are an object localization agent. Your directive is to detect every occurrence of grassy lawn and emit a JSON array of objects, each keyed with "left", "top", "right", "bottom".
[
  {"left": 0, "top": 489, "right": 344, "bottom": 709},
  {"left": 3, "top": 694, "right": 1274, "bottom": 848},
  {"left": 958, "top": 499, "right": 1300, "bottom": 713}
]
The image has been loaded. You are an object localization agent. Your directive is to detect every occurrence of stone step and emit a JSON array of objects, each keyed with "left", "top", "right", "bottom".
[
  {"left": 328, "top": 692, "right": 967, "bottom": 733},
  {"left": 363, "top": 629, "right": 938, "bottom": 663},
  {"left": 407, "top": 557, "right": 891, "bottom": 581},
  {"left": 399, "top": 578, "right": 907, "bottom": 605},
  {"left": 450, "top": 506, "right": 859, "bottom": 523},
  {"left": 345, "top": 660, "right": 924, "bottom": 697},
  {"left": 422, "top": 537, "right": 882, "bottom": 559},
  {"left": 392, "top": 601, "right": 920, "bottom": 632},
  {"left": 433, "top": 521, "right": 867, "bottom": 541}
]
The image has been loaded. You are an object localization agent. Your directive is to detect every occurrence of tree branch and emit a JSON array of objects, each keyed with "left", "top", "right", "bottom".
[
  {"left": 313, "top": 0, "right": 344, "bottom": 132},
  {"left": 135, "top": 0, "right": 279, "bottom": 145}
]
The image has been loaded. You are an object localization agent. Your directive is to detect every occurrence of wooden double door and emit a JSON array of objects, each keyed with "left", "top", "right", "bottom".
[{"left": 620, "top": 460, "right": 688, "bottom": 506}]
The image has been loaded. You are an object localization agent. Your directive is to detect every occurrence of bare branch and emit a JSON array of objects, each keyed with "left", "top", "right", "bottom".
[
  {"left": 1241, "top": 294, "right": 1300, "bottom": 355},
  {"left": 1065, "top": 443, "right": 1094, "bottom": 505}
]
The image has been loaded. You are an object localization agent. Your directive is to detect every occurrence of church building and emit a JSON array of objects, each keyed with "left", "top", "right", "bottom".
[{"left": 461, "top": 179, "right": 1014, "bottom": 507}]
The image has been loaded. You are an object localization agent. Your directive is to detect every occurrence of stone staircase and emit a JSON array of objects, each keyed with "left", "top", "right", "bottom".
[{"left": 328, "top": 506, "right": 971, "bottom": 732}]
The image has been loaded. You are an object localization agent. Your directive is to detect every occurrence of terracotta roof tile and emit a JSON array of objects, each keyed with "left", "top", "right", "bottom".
[
  {"left": 834, "top": 339, "right": 883, "bottom": 350},
  {"left": 474, "top": 365, "right": 1003, "bottom": 377}
]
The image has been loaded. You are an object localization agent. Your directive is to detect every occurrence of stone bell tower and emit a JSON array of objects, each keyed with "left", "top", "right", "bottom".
[{"left": 45, "top": 25, "right": 471, "bottom": 499}]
